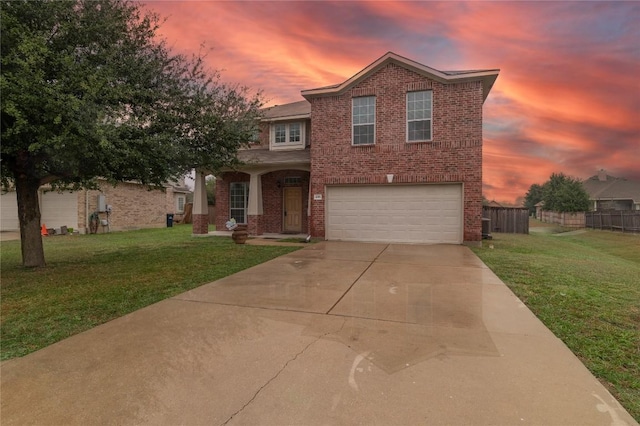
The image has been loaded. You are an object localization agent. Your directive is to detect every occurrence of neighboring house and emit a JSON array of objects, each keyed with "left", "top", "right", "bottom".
[
  {"left": 582, "top": 170, "right": 640, "bottom": 211},
  {"left": 209, "top": 52, "right": 499, "bottom": 244},
  {"left": 535, "top": 201, "right": 544, "bottom": 220},
  {"left": 0, "top": 179, "right": 191, "bottom": 233}
]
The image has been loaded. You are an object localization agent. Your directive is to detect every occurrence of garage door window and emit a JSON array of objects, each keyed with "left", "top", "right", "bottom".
[{"left": 230, "top": 182, "right": 249, "bottom": 224}]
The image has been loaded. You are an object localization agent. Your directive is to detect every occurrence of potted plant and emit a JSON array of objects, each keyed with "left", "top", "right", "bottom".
[{"left": 225, "top": 218, "right": 248, "bottom": 244}]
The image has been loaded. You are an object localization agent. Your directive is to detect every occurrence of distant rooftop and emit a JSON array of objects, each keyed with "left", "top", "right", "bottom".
[
  {"left": 582, "top": 170, "right": 640, "bottom": 202},
  {"left": 262, "top": 100, "right": 310, "bottom": 121}
]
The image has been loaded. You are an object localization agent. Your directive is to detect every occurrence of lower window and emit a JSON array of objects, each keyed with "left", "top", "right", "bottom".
[
  {"left": 230, "top": 182, "right": 249, "bottom": 224},
  {"left": 176, "top": 196, "right": 185, "bottom": 213}
]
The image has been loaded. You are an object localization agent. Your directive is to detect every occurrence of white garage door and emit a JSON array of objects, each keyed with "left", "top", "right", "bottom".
[
  {"left": 1, "top": 191, "right": 20, "bottom": 231},
  {"left": 41, "top": 191, "right": 78, "bottom": 229},
  {"left": 326, "top": 184, "right": 462, "bottom": 244}
]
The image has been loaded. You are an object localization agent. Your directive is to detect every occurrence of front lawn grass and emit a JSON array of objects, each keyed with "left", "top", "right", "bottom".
[
  {"left": 0, "top": 225, "right": 300, "bottom": 360},
  {"left": 472, "top": 230, "right": 640, "bottom": 421}
]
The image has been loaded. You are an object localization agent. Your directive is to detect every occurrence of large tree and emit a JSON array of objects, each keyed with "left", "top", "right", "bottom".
[
  {"left": 541, "top": 173, "right": 590, "bottom": 213},
  {"left": 1, "top": 0, "right": 262, "bottom": 267}
]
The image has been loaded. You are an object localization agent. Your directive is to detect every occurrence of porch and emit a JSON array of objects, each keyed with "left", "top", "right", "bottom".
[{"left": 192, "top": 148, "right": 311, "bottom": 237}]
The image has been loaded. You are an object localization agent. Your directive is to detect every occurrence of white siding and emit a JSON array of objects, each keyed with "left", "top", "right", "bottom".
[{"left": 0, "top": 191, "right": 20, "bottom": 231}]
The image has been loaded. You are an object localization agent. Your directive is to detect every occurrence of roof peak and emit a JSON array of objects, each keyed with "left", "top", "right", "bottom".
[{"left": 301, "top": 51, "right": 499, "bottom": 102}]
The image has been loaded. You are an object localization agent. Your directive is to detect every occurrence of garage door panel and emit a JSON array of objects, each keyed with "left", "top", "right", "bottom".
[
  {"left": 1, "top": 192, "right": 20, "bottom": 231},
  {"left": 41, "top": 191, "right": 78, "bottom": 229},
  {"left": 326, "top": 185, "right": 462, "bottom": 244}
]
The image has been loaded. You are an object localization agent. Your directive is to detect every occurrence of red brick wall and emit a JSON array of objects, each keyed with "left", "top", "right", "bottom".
[
  {"left": 308, "top": 62, "right": 484, "bottom": 242},
  {"left": 192, "top": 214, "right": 209, "bottom": 234}
]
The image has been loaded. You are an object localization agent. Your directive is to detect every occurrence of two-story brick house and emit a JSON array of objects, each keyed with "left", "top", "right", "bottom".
[{"left": 206, "top": 52, "right": 499, "bottom": 245}]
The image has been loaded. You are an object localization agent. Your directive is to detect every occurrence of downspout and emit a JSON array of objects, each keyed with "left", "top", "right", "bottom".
[
  {"left": 85, "top": 189, "right": 89, "bottom": 234},
  {"left": 307, "top": 177, "right": 312, "bottom": 236},
  {"left": 307, "top": 177, "right": 311, "bottom": 217}
]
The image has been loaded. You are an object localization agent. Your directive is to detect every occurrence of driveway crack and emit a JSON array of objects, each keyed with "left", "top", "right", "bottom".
[
  {"left": 325, "top": 244, "right": 390, "bottom": 314},
  {"left": 221, "top": 319, "right": 346, "bottom": 426}
]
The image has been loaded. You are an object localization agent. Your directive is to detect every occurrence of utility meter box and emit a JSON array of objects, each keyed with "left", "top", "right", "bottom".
[{"left": 97, "top": 194, "right": 106, "bottom": 212}]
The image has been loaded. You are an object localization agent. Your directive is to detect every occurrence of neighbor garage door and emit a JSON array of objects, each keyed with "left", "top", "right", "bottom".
[
  {"left": 1, "top": 191, "right": 20, "bottom": 231},
  {"left": 40, "top": 191, "right": 78, "bottom": 230},
  {"left": 326, "top": 184, "right": 462, "bottom": 244}
]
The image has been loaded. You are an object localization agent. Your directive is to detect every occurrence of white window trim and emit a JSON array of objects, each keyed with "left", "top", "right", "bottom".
[
  {"left": 229, "top": 182, "right": 249, "bottom": 224},
  {"left": 352, "top": 96, "right": 376, "bottom": 146},
  {"left": 406, "top": 90, "right": 433, "bottom": 143},
  {"left": 270, "top": 122, "right": 305, "bottom": 151},
  {"left": 176, "top": 195, "right": 185, "bottom": 213}
]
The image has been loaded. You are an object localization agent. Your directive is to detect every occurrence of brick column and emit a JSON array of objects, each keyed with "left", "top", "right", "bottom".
[
  {"left": 192, "top": 170, "right": 209, "bottom": 235},
  {"left": 193, "top": 214, "right": 209, "bottom": 235},
  {"left": 247, "top": 215, "right": 263, "bottom": 235}
]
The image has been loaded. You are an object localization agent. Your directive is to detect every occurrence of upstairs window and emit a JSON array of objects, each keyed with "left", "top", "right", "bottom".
[
  {"left": 352, "top": 96, "right": 375, "bottom": 145},
  {"left": 274, "top": 124, "right": 287, "bottom": 143},
  {"left": 289, "top": 123, "right": 301, "bottom": 143},
  {"left": 270, "top": 122, "right": 305, "bottom": 150},
  {"left": 249, "top": 128, "right": 261, "bottom": 144},
  {"left": 407, "top": 91, "right": 432, "bottom": 142}
]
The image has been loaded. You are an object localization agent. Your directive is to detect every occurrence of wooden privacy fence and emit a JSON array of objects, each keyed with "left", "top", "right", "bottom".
[
  {"left": 538, "top": 210, "right": 585, "bottom": 229},
  {"left": 586, "top": 211, "right": 640, "bottom": 233},
  {"left": 483, "top": 207, "right": 529, "bottom": 234}
]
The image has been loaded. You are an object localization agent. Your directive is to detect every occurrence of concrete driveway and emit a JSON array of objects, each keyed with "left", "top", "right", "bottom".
[{"left": 1, "top": 242, "right": 636, "bottom": 425}]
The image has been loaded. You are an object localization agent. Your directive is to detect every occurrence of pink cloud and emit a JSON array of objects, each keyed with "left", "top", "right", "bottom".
[{"left": 141, "top": 1, "right": 640, "bottom": 203}]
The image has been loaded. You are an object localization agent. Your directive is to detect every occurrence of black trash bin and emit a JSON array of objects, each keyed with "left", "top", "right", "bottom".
[
  {"left": 482, "top": 218, "right": 492, "bottom": 239},
  {"left": 166, "top": 213, "right": 174, "bottom": 228}
]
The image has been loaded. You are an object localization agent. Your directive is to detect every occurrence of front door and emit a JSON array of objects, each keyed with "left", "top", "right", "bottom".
[{"left": 283, "top": 187, "right": 302, "bottom": 233}]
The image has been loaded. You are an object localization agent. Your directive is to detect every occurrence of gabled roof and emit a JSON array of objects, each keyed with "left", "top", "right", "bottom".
[
  {"left": 582, "top": 174, "right": 640, "bottom": 202},
  {"left": 301, "top": 52, "right": 499, "bottom": 102},
  {"left": 262, "top": 100, "right": 310, "bottom": 122}
]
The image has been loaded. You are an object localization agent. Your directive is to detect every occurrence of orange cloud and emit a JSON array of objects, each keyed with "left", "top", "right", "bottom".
[{"left": 141, "top": 1, "right": 640, "bottom": 203}]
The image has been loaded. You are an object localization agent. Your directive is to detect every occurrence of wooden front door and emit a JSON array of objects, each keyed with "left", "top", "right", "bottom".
[{"left": 283, "top": 187, "right": 302, "bottom": 233}]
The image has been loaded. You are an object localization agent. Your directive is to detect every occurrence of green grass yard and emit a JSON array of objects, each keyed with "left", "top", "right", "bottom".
[
  {"left": 472, "top": 229, "right": 640, "bottom": 421},
  {"left": 0, "top": 225, "right": 300, "bottom": 361}
]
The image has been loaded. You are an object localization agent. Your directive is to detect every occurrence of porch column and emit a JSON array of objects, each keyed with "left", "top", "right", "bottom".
[
  {"left": 192, "top": 170, "right": 209, "bottom": 235},
  {"left": 247, "top": 172, "right": 263, "bottom": 235},
  {"left": 247, "top": 172, "right": 263, "bottom": 216}
]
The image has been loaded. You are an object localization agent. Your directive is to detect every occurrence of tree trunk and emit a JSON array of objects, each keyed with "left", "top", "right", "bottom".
[{"left": 15, "top": 175, "right": 46, "bottom": 267}]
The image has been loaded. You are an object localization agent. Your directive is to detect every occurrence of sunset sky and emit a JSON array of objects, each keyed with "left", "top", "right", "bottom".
[{"left": 142, "top": 1, "right": 639, "bottom": 204}]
